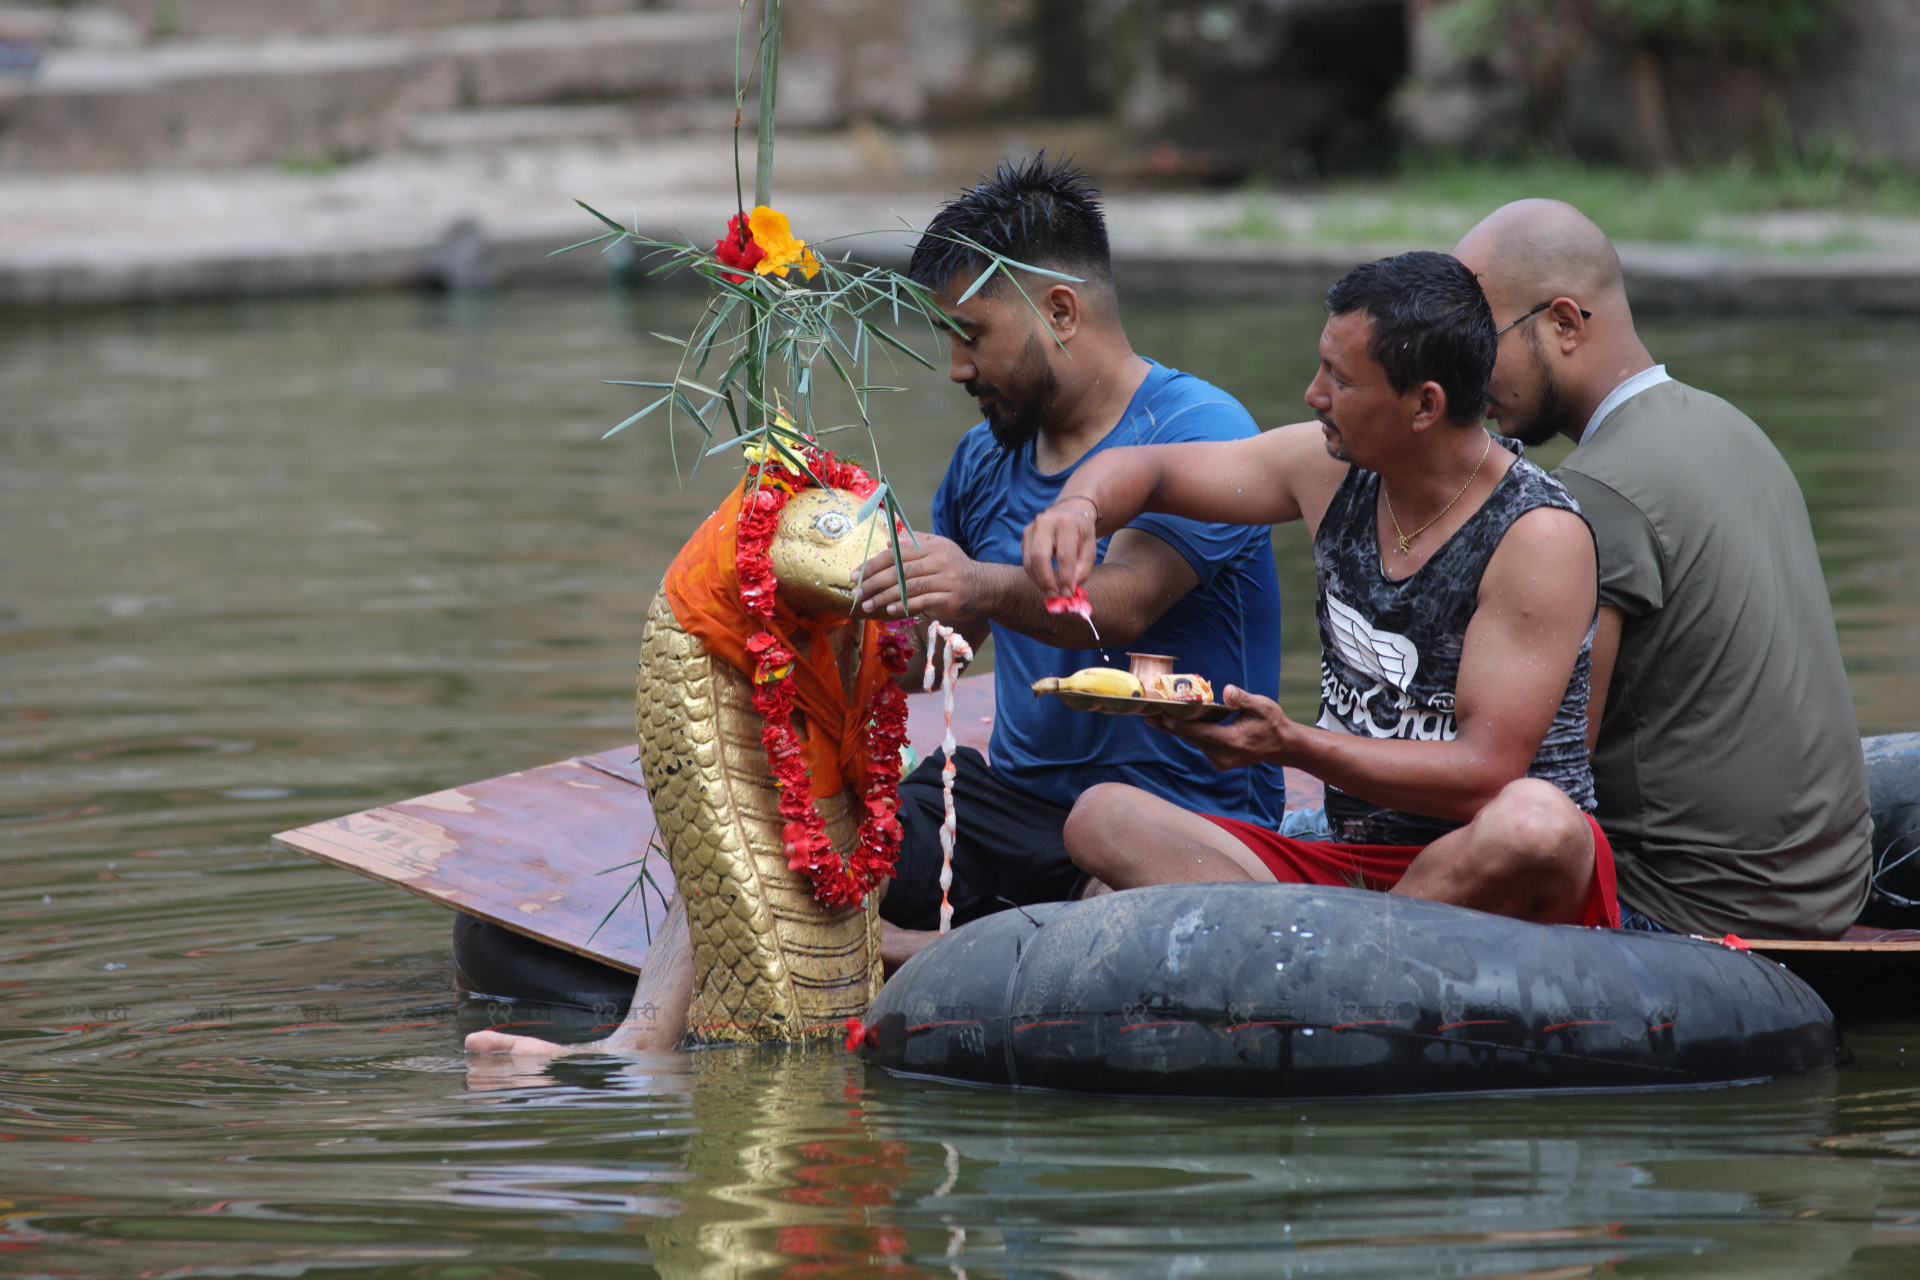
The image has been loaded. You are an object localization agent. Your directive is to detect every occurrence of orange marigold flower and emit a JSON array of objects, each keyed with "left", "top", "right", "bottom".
[{"left": 746, "top": 206, "right": 821, "bottom": 280}]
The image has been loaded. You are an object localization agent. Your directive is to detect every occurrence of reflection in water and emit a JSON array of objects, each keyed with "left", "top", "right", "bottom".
[
  {"left": 651, "top": 1050, "right": 924, "bottom": 1278},
  {"left": 559, "top": 1044, "right": 1920, "bottom": 1279},
  {"left": 1, "top": 289, "right": 1918, "bottom": 1275}
]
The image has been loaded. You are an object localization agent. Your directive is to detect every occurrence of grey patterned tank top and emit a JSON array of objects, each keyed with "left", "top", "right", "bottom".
[{"left": 1314, "top": 439, "right": 1597, "bottom": 845}]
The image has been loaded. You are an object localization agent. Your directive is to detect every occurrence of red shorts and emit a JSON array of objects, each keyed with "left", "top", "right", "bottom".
[{"left": 1202, "top": 812, "right": 1621, "bottom": 929}]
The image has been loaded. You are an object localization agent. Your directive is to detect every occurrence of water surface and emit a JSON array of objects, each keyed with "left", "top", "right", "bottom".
[{"left": 3, "top": 288, "right": 1918, "bottom": 1276}]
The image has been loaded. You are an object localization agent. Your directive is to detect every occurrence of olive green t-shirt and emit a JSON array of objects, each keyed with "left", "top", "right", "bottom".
[{"left": 1555, "top": 380, "right": 1870, "bottom": 939}]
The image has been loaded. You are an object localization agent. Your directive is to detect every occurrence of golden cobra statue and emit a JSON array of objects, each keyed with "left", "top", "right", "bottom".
[{"left": 635, "top": 487, "right": 893, "bottom": 1045}]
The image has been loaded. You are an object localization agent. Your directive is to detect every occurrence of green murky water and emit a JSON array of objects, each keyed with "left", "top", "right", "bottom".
[{"left": 3, "top": 287, "right": 1918, "bottom": 1277}]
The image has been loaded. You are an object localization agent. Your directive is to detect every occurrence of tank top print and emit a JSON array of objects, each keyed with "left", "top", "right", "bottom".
[{"left": 1314, "top": 439, "right": 1597, "bottom": 846}]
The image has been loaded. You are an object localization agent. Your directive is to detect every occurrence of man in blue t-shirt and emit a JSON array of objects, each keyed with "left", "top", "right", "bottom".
[{"left": 854, "top": 155, "right": 1285, "bottom": 968}]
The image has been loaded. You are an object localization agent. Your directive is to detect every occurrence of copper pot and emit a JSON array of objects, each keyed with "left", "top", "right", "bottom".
[{"left": 1126, "top": 652, "right": 1177, "bottom": 685}]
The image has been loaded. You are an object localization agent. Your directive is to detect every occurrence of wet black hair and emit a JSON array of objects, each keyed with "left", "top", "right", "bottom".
[
  {"left": 908, "top": 152, "right": 1113, "bottom": 297},
  {"left": 1324, "top": 251, "right": 1495, "bottom": 426}
]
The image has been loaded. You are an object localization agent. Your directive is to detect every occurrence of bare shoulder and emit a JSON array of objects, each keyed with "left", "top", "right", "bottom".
[
  {"left": 1481, "top": 505, "right": 1597, "bottom": 614},
  {"left": 1261, "top": 421, "right": 1348, "bottom": 530}
]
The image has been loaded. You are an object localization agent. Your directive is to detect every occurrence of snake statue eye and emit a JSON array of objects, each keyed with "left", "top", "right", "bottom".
[{"left": 812, "top": 510, "right": 852, "bottom": 540}]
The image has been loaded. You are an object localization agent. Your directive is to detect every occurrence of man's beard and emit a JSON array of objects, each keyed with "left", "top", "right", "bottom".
[
  {"left": 968, "top": 335, "right": 1059, "bottom": 451},
  {"left": 1504, "top": 331, "right": 1579, "bottom": 447},
  {"left": 1316, "top": 414, "right": 1352, "bottom": 463}
]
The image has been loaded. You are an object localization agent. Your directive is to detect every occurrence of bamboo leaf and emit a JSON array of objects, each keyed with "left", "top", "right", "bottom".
[
  {"left": 819, "top": 341, "right": 858, "bottom": 396},
  {"left": 861, "top": 320, "right": 936, "bottom": 370},
  {"left": 575, "top": 199, "right": 629, "bottom": 233},
  {"left": 886, "top": 499, "right": 913, "bottom": 614},
  {"left": 855, "top": 480, "right": 890, "bottom": 526},
  {"left": 551, "top": 230, "right": 622, "bottom": 257},
  {"left": 890, "top": 489, "right": 923, "bottom": 552},
  {"left": 953, "top": 259, "right": 999, "bottom": 304},
  {"left": 706, "top": 428, "right": 760, "bottom": 457},
  {"left": 603, "top": 393, "right": 673, "bottom": 439},
  {"left": 650, "top": 332, "right": 690, "bottom": 347},
  {"left": 671, "top": 389, "right": 714, "bottom": 437},
  {"left": 584, "top": 868, "right": 640, "bottom": 944},
  {"left": 713, "top": 345, "right": 753, "bottom": 395},
  {"left": 944, "top": 231, "right": 1085, "bottom": 283},
  {"left": 675, "top": 377, "right": 724, "bottom": 400}
]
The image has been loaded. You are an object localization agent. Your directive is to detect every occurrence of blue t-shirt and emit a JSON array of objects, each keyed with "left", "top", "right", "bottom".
[{"left": 932, "top": 360, "right": 1286, "bottom": 825}]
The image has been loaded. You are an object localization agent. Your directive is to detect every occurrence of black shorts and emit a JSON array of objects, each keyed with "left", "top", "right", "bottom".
[{"left": 879, "top": 747, "right": 1083, "bottom": 932}]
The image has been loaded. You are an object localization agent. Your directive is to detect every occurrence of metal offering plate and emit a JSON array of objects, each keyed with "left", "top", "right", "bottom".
[{"left": 1040, "top": 689, "right": 1233, "bottom": 723}]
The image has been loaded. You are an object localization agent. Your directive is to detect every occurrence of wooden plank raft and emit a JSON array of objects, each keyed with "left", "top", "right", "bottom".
[
  {"left": 272, "top": 675, "right": 987, "bottom": 972},
  {"left": 274, "top": 673, "right": 1911, "bottom": 1013}
]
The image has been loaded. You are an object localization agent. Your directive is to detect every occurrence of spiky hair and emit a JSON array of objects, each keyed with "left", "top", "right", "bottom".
[
  {"left": 908, "top": 152, "right": 1113, "bottom": 297},
  {"left": 1324, "top": 251, "right": 1496, "bottom": 426}
]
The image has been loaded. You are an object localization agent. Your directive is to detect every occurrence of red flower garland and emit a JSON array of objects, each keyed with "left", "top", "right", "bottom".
[{"left": 736, "top": 446, "right": 913, "bottom": 908}]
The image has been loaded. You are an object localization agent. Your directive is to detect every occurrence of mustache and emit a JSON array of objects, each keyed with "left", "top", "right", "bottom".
[
  {"left": 1316, "top": 413, "right": 1338, "bottom": 433},
  {"left": 964, "top": 379, "right": 998, "bottom": 401}
]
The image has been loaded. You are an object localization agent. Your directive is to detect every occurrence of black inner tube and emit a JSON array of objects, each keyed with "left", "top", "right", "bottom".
[
  {"left": 859, "top": 882, "right": 1840, "bottom": 1098},
  {"left": 1858, "top": 732, "right": 1920, "bottom": 927},
  {"left": 450, "top": 913, "right": 634, "bottom": 1016}
]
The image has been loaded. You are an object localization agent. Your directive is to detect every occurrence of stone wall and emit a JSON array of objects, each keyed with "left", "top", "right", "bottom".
[
  {"left": 0, "top": 0, "right": 1415, "bottom": 176},
  {"left": 1401, "top": 0, "right": 1920, "bottom": 175}
]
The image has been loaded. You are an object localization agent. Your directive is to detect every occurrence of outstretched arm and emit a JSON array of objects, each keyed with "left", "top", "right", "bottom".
[
  {"left": 1159, "top": 506, "right": 1599, "bottom": 822},
  {"left": 1023, "top": 422, "right": 1343, "bottom": 597},
  {"left": 855, "top": 528, "right": 1200, "bottom": 657}
]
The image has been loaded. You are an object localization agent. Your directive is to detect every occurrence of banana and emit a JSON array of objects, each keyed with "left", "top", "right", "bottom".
[{"left": 1031, "top": 667, "right": 1144, "bottom": 699}]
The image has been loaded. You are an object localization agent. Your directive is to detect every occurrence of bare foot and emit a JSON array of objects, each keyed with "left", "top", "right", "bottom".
[
  {"left": 464, "top": 1027, "right": 575, "bottom": 1058},
  {"left": 463, "top": 895, "right": 694, "bottom": 1058}
]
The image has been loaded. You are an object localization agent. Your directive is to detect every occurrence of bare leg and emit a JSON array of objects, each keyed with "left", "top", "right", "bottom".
[
  {"left": 464, "top": 894, "right": 694, "bottom": 1058},
  {"left": 1393, "top": 779, "right": 1596, "bottom": 924},
  {"left": 1065, "top": 782, "right": 1278, "bottom": 889},
  {"left": 882, "top": 868, "right": 1119, "bottom": 971},
  {"left": 1076, "top": 875, "right": 1115, "bottom": 900}
]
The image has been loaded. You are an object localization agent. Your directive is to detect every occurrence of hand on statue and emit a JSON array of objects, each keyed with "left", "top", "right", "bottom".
[
  {"left": 855, "top": 533, "right": 989, "bottom": 625},
  {"left": 1021, "top": 497, "right": 1100, "bottom": 598},
  {"left": 1152, "top": 684, "right": 1296, "bottom": 771}
]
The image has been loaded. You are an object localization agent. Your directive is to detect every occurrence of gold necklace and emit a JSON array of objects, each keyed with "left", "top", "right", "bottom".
[{"left": 1383, "top": 432, "right": 1493, "bottom": 556}]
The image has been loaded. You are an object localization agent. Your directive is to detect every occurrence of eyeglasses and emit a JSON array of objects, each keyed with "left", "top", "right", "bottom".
[{"left": 1495, "top": 300, "right": 1592, "bottom": 338}]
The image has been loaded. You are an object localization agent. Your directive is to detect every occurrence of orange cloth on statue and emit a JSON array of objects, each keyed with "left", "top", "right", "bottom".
[{"left": 663, "top": 480, "right": 886, "bottom": 800}]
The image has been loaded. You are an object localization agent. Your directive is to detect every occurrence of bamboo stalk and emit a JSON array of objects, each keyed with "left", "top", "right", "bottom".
[
  {"left": 755, "top": 0, "right": 780, "bottom": 208},
  {"left": 748, "top": 0, "right": 779, "bottom": 434}
]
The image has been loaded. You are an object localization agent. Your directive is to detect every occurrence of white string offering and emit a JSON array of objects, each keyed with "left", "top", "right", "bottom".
[{"left": 922, "top": 621, "right": 975, "bottom": 935}]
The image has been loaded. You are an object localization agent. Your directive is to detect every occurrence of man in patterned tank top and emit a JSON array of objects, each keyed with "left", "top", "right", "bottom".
[{"left": 1022, "top": 252, "right": 1622, "bottom": 928}]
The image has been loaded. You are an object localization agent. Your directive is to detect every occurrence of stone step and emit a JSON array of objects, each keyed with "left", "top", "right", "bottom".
[
  {"left": 403, "top": 100, "right": 738, "bottom": 152},
  {"left": 0, "top": 9, "right": 739, "bottom": 171}
]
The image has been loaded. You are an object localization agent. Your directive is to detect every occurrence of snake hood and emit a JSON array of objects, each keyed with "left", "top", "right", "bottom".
[{"left": 637, "top": 478, "right": 896, "bottom": 1044}]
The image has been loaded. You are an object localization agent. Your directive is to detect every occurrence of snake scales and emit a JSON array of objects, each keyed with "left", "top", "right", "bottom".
[{"left": 634, "top": 487, "right": 889, "bottom": 1045}]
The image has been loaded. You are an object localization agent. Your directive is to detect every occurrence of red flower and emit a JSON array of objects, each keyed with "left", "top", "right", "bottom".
[{"left": 714, "top": 212, "right": 767, "bottom": 283}]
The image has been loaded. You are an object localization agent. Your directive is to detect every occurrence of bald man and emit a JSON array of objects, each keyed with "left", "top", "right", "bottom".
[{"left": 1453, "top": 200, "right": 1871, "bottom": 939}]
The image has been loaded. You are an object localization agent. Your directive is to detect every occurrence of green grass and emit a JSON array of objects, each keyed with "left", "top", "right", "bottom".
[
  {"left": 1208, "top": 154, "right": 1920, "bottom": 253},
  {"left": 276, "top": 153, "right": 342, "bottom": 178}
]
